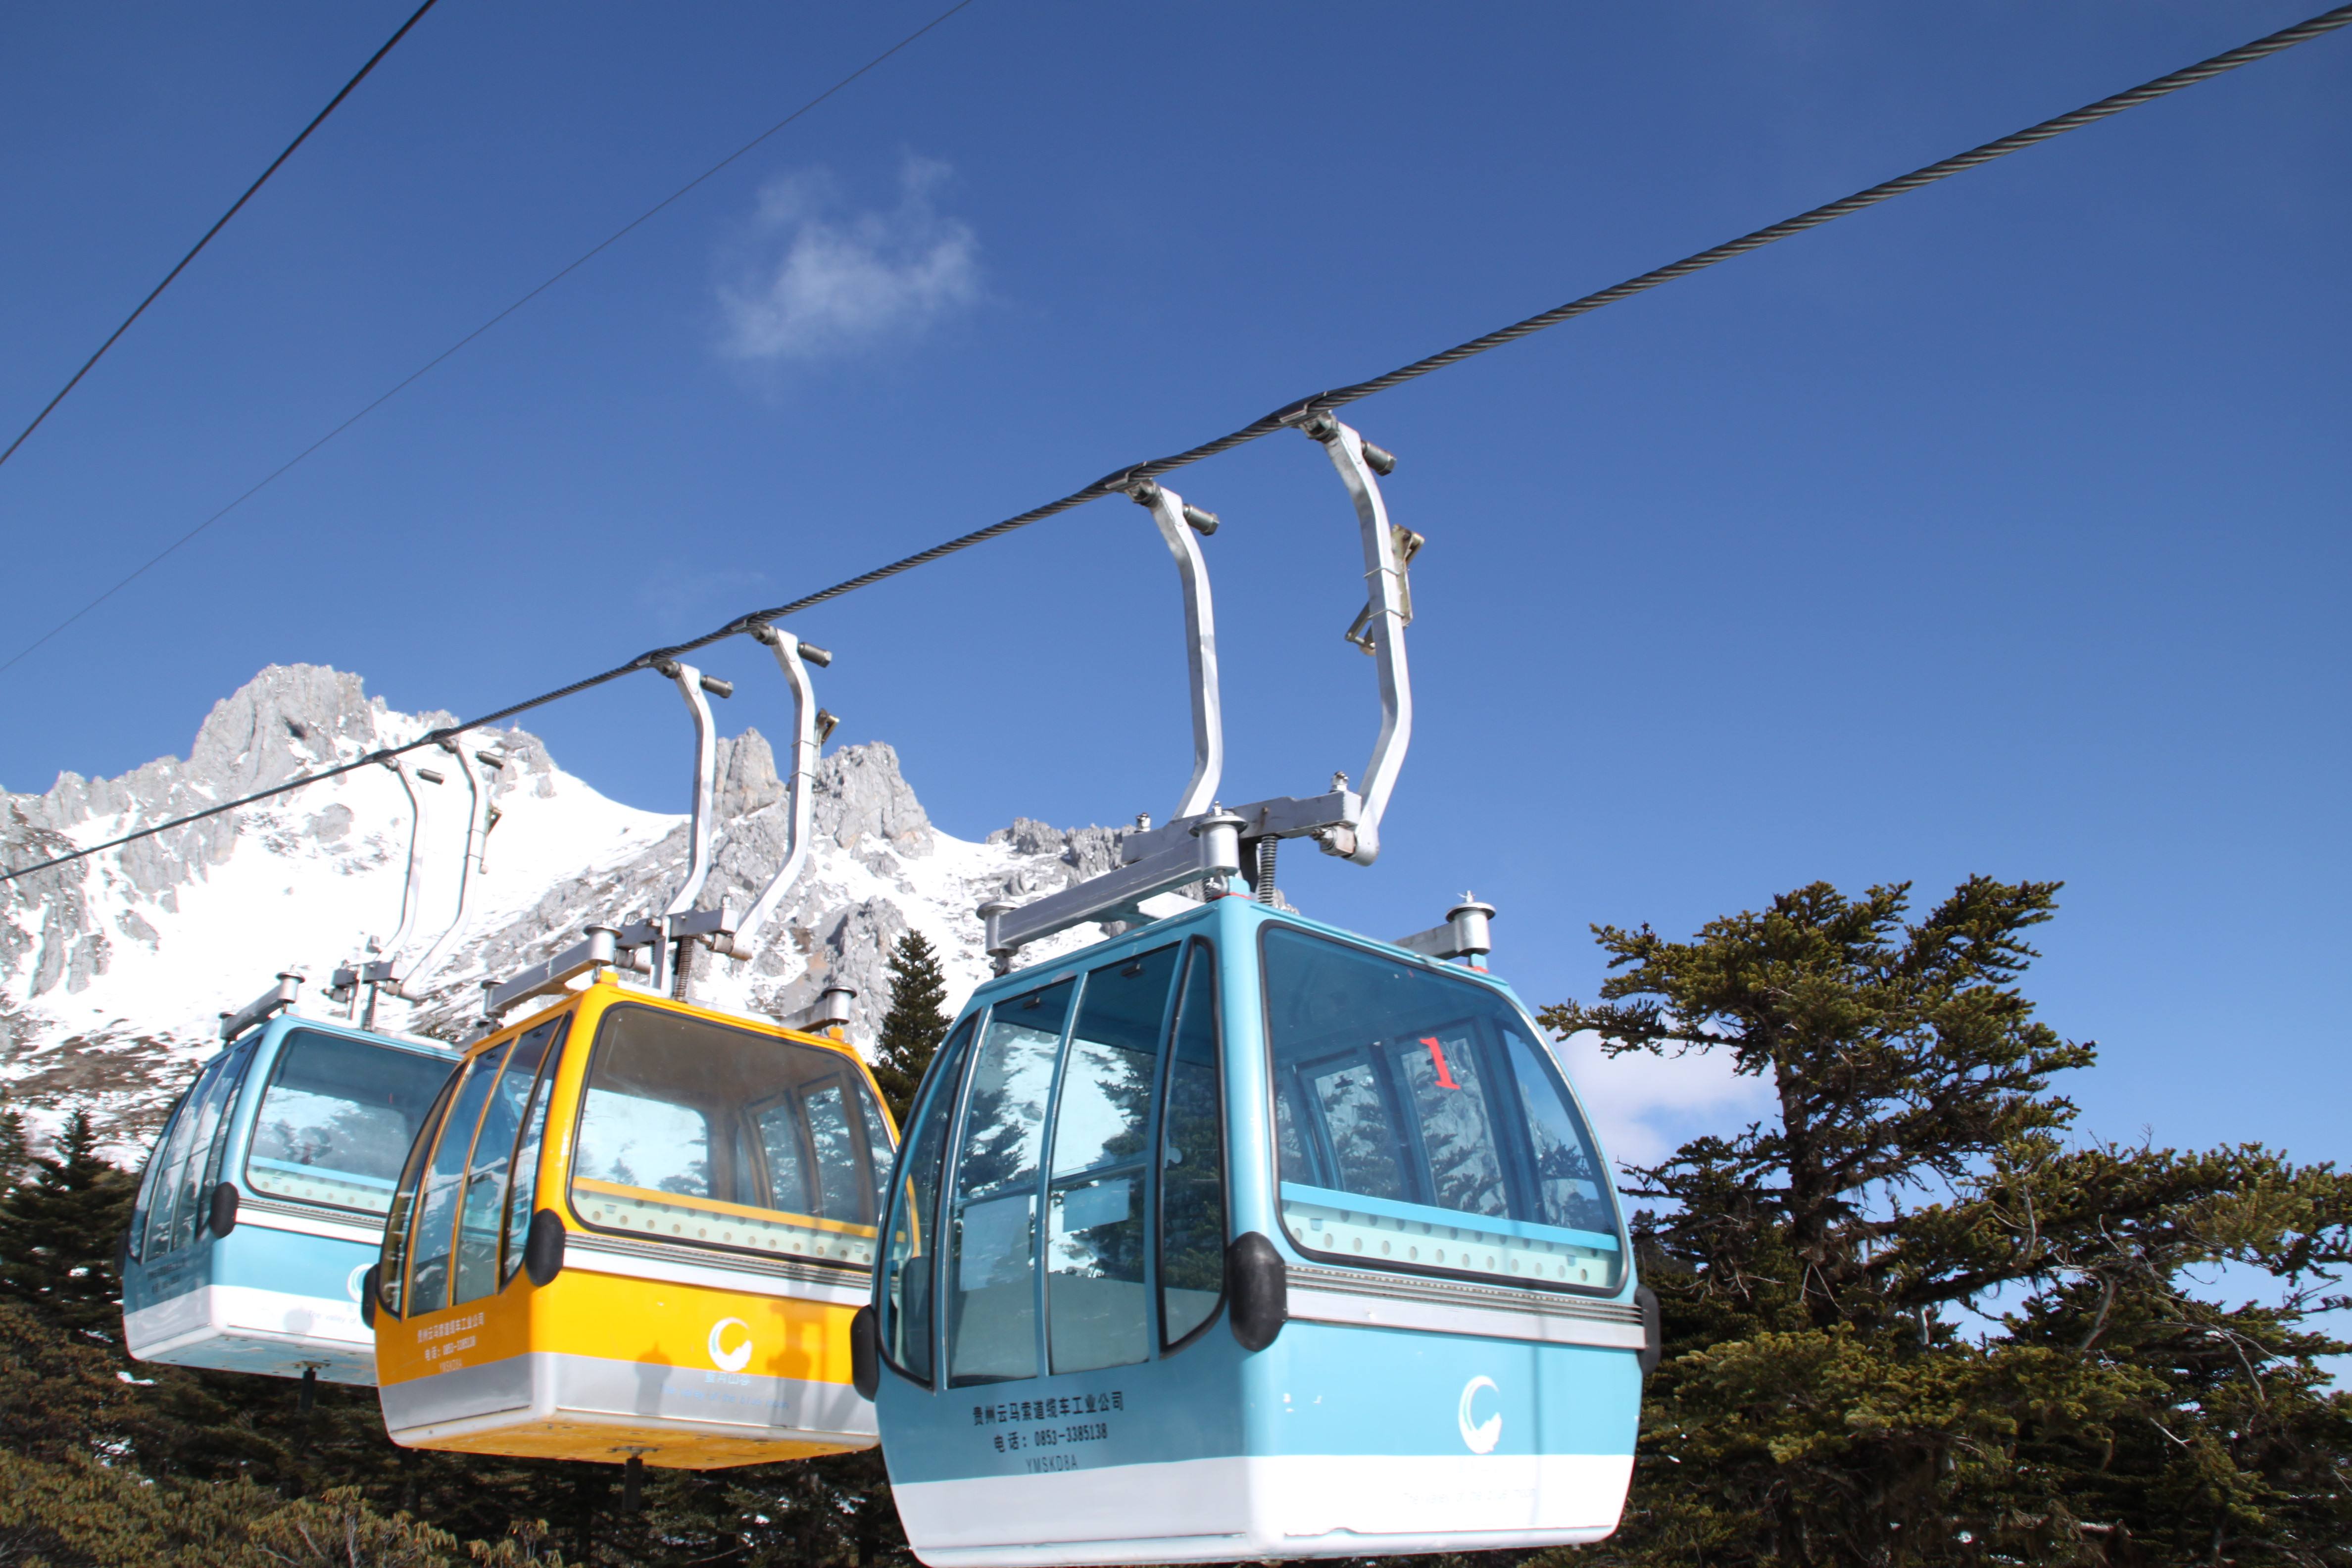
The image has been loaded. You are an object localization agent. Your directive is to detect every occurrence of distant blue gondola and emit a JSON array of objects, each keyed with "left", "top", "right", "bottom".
[{"left": 122, "top": 977, "right": 455, "bottom": 1385}]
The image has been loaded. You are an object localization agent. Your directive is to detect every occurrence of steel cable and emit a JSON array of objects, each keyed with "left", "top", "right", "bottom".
[
  {"left": 6, "top": 3, "right": 2347, "bottom": 886},
  {"left": 0, "top": 0, "right": 978, "bottom": 681},
  {"left": 0, "top": 0, "right": 441, "bottom": 472}
]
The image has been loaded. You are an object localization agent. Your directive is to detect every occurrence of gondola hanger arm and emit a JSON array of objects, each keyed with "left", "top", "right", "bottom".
[
  {"left": 396, "top": 733, "right": 496, "bottom": 998},
  {"left": 722, "top": 628, "right": 834, "bottom": 958},
  {"left": 1122, "top": 481, "right": 1225, "bottom": 823},
  {"left": 1305, "top": 415, "right": 1413, "bottom": 867},
  {"left": 342, "top": 755, "right": 431, "bottom": 1005},
  {"left": 977, "top": 481, "right": 1234, "bottom": 968},
  {"left": 642, "top": 661, "right": 735, "bottom": 994},
  {"left": 1116, "top": 419, "right": 1414, "bottom": 871}
]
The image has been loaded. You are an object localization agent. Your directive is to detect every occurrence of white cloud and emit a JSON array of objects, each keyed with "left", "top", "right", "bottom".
[
  {"left": 1557, "top": 1029, "right": 1777, "bottom": 1171},
  {"left": 719, "top": 158, "right": 978, "bottom": 362}
]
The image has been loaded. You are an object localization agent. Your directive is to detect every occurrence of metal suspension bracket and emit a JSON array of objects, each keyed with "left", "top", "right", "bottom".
[
  {"left": 1393, "top": 895, "right": 1495, "bottom": 966},
  {"left": 715, "top": 628, "right": 836, "bottom": 962},
  {"left": 481, "top": 926, "right": 646, "bottom": 1021},
  {"left": 336, "top": 756, "right": 434, "bottom": 1019},
  {"left": 636, "top": 660, "right": 738, "bottom": 996},
  {"left": 395, "top": 734, "right": 505, "bottom": 1000},
  {"left": 220, "top": 971, "right": 304, "bottom": 1043},
  {"left": 1114, "top": 415, "right": 1416, "bottom": 890},
  {"left": 972, "top": 480, "right": 1229, "bottom": 969},
  {"left": 480, "top": 660, "right": 741, "bottom": 1022},
  {"left": 780, "top": 981, "right": 857, "bottom": 1039},
  {"left": 1304, "top": 414, "right": 1413, "bottom": 866},
  {"left": 983, "top": 807, "right": 1244, "bottom": 973},
  {"left": 1124, "top": 480, "right": 1225, "bottom": 821}
]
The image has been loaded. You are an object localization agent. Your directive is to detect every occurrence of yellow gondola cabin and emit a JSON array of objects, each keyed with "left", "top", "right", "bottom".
[{"left": 369, "top": 973, "right": 897, "bottom": 1468}]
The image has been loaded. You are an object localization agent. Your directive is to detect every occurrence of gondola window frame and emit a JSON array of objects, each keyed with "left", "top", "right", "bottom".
[
  {"left": 1040, "top": 942, "right": 1183, "bottom": 1377},
  {"left": 1257, "top": 923, "right": 1630, "bottom": 1297},
  {"left": 1154, "top": 936, "right": 1227, "bottom": 1353},
  {"left": 876, "top": 1013, "right": 980, "bottom": 1387},
  {"left": 561, "top": 1002, "right": 892, "bottom": 1266},
  {"left": 128, "top": 1085, "right": 196, "bottom": 1266}
]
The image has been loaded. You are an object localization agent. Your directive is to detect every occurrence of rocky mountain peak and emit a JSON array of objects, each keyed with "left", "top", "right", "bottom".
[{"left": 3, "top": 667, "right": 1140, "bottom": 1157}]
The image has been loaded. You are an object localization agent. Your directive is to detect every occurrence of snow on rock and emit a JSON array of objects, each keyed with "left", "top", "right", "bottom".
[{"left": 1, "top": 665, "right": 1137, "bottom": 1159}]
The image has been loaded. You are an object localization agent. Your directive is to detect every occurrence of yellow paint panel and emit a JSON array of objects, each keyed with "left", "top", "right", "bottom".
[
  {"left": 537, "top": 1266, "right": 857, "bottom": 1383},
  {"left": 415, "top": 1420, "right": 859, "bottom": 1470},
  {"left": 376, "top": 980, "right": 889, "bottom": 1473}
]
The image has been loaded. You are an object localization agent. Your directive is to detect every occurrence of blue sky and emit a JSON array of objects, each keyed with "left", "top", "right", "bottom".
[{"left": 2, "top": 4, "right": 2346, "bottom": 1183}]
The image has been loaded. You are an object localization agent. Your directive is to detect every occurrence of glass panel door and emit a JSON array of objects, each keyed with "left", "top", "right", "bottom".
[
  {"left": 403, "top": 1047, "right": 505, "bottom": 1317},
  {"left": 380, "top": 1072, "right": 460, "bottom": 1317},
  {"left": 945, "top": 979, "right": 1071, "bottom": 1387},
  {"left": 164, "top": 1053, "right": 240, "bottom": 1254},
  {"left": 1156, "top": 941, "right": 1224, "bottom": 1347},
  {"left": 879, "top": 1017, "right": 975, "bottom": 1383},
  {"left": 135, "top": 1085, "right": 202, "bottom": 1262},
  {"left": 1045, "top": 946, "right": 1177, "bottom": 1374},
  {"left": 498, "top": 1021, "right": 566, "bottom": 1285},
  {"left": 455, "top": 1019, "right": 561, "bottom": 1305}
]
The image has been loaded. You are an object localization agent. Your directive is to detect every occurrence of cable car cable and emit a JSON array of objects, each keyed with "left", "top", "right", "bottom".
[
  {"left": 707, "top": 0, "right": 2352, "bottom": 633},
  {"left": 0, "top": 0, "right": 978, "bottom": 682},
  {"left": 6, "top": 1, "right": 2346, "bottom": 889},
  {"left": 0, "top": 0, "right": 442, "bottom": 475}
]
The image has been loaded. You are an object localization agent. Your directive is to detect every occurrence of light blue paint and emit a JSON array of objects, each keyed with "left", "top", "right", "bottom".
[
  {"left": 210, "top": 1215, "right": 380, "bottom": 1300},
  {"left": 1243, "top": 1321, "right": 1640, "bottom": 1460}
]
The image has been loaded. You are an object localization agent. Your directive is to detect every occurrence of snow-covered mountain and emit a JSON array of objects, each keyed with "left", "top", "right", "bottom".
[{"left": 0, "top": 665, "right": 1134, "bottom": 1159}]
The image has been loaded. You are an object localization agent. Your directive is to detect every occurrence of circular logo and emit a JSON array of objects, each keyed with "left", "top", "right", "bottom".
[
  {"left": 708, "top": 1317, "right": 754, "bottom": 1373},
  {"left": 346, "top": 1263, "right": 371, "bottom": 1304},
  {"left": 1458, "top": 1374, "right": 1502, "bottom": 1454}
]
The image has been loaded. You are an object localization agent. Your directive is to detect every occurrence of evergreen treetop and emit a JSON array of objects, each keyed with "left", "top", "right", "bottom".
[
  {"left": 0, "top": 1108, "right": 138, "bottom": 1347},
  {"left": 871, "top": 930, "right": 951, "bottom": 1125},
  {"left": 1542, "top": 877, "right": 2352, "bottom": 1566},
  {"left": 0, "top": 1095, "right": 30, "bottom": 1191}
]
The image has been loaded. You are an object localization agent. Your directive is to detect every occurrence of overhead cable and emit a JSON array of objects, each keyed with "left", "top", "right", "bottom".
[
  {"left": 0, "top": 0, "right": 979, "bottom": 681},
  {"left": 0, "top": 0, "right": 441, "bottom": 474},
  {"left": 5, "top": 2, "right": 2347, "bottom": 888}
]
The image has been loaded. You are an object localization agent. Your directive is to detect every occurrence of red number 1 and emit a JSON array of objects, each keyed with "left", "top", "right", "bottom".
[{"left": 1421, "top": 1037, "right": 1460, "bottom": 1090}]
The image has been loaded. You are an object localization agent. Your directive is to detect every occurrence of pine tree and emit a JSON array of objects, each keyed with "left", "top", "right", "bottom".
[
  {"left": 0, "top": 1109, "right": 138, "bottom": 1346},
  {"left": 870, "top": 930, "right": 950, "bottom": 1124},
  {"left": 0, "top": 1095, "right": 30, "bottom": 1191},
  {"left": 1541, "top": 878, "right": 2352, "bottom": 1567}
]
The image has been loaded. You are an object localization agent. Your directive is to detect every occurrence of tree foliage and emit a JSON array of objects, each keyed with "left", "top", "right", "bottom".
[
  {"left": 0, "top": 1108, "right": 137, "bottom": 1345},
  {"left": 1541, "top": 877, "right": 2352, "bottom": 1566},
  {"left": 870, "top": 930, "right": 950, "bottom": 1124},
  {"left": 1, "top": 876, "right": 2345, "bottom": 1565},
  {"left": 0, "top": 1113, "right": 907, "bottom": 1568}
]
